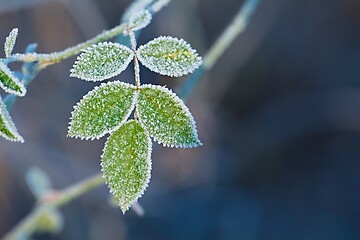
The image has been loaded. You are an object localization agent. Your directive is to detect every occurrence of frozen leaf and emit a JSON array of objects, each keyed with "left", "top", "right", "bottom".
[
  {"left": 128, "top": 9, "right": 152, "bottom": 33},
  {"left": 70, "top": 42, "right": 133, "bottom": 81},
  {"left": 0, "top": 61, "right": 26, "bottom": 96},
  {"left": 0, "top": 96, "right": 24, "bottom": 142},
  {"left": 101, "top": 120, "right": 152, "bottom": 213},
  {"left": 137, "top": 36, "right": 202, "bottom": 77},
  {"left": 136, "top": 84, "right": 201, "bottom": 148},
  {"left": 68, "top": 81, "right": 137, "bottom": 140},
  {"left": 4, "top": 28, "right": 18, "bottom": 57}
]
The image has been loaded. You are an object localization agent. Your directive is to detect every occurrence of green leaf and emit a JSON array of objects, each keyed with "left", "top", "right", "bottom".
[
  {"left": 136, "top": 84, "right": 201, "bottom": 148},
  {"left": 0, "top": 96, "right": 24, "bottom": 142},
  {"left": 4, "top": 28, "right": 18, "bottom": 57},
  {"left": 0, "top": 61, "right": 26, "bottom": 96},
  {"left": 70, "top": 42, "right": 133, "bottom": 81},
  {"left": 101, "top": 120, "right": 152, "bottom": 213},
  {"left": 128, "top": 9, "right": 152, "bottom": 33},
  {"left": 137, "top": 36, "right": 202, "bottom": 77},
  {"left": 68, "top": 81, "right": 137, "bottom": 140}
]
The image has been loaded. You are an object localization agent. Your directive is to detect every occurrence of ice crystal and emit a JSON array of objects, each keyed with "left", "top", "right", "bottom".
[
  {"left": 101, "top": 120, "right": 152, "bottom": 214},
  {"left": 128, "top": 9, "right": 152, "bottom": 33},
  {"left": 68, "top": 81, "right": 137, "bottom": 140},
  {"left": 70, "top": 42, "right": 133, "bottom": 81},
  {"left": 136, "top": 84, "right": 201, "bottom": 148},
  {"left": 137, "top": 36, "right": 202, "bottom": 77},
  {"left": 4, "top": 28, "right": 18, "bottom": 57},
  {"left": 0, "top": 61, "right": 26, "bottom": 96},
  {"left": 0, "top": 96, "right": 24, "bottom": 142}
]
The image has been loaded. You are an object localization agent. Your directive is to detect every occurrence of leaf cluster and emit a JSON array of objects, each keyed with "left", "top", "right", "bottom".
[{"left": 68, "top": 16, "right": 202, "bottom": 212}]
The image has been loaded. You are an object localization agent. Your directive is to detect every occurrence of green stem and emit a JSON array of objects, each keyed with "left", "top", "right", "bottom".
[{"left": 11, "top": 24, "right": 127, "bottom": 64}]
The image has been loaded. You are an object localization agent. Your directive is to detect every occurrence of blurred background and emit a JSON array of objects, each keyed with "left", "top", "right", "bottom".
[{"left": 1, "top": 0, "right": 360, "bottom": 239}]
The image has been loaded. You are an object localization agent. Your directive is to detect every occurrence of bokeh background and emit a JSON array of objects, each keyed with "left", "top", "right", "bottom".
[{"left": 1, "top": 0, "right": 360, "bottom": 239}]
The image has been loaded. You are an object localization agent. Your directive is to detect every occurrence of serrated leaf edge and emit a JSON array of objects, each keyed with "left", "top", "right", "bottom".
[
  {"left": 67, "top": 81, "right": 138, "bottom": 140},
  {"left": 0, "top": 96, "right": 24, "bottom": 142},
  {"left": 70, "top": 42, "right": 134, "bottom": 81},
  {"left": 4, "top": 28, "right": 18, "bottom": 57},
  {"left": 136, "top": 84, "right": 202, "bottom": 148},
  {"left": 136, "top": 36, "right": 202, "bottom": 77},
  {"left": 0, "top": 61, "right": 26, "bottom": 96},
  {"left": 100, "top": 119, "right": 153, "bottom": 213}
]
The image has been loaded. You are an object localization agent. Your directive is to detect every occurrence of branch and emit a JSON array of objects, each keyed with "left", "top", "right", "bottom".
[
  {"left": 1, "top": 0, "right": 261, "bottom": 239},
  {"left": 178, "top": 0, "right": 261, "bottom": 100},
  {"left": 2, "top": 174, "right": 104, "bottom": 240}
]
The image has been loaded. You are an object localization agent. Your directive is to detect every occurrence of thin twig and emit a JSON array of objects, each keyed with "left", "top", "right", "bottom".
[
  {"left": 2, "top": 174, "right": 104, "bottom": 240},
  {"left": 1, "top": 0, "right": 261, "bottom": 239},
  {"left": 178, "top": 0, "right": 261, "bottom": 100},
  {"left": 10, "top": 24, "right": 127, "bottom": 64}
]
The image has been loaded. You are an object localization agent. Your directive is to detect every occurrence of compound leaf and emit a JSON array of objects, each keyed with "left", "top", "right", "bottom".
[
  {"left": 128, "top": 9, "right": 152, "bottom": 33},
  {"left": 0, "top": 61, "right": 26, "bottom": 96},
  {"left": 68, "top": 81, "right": 137, "bottom": 140},
  {"left": 70, "top": 42, "right": 133, "bottom": 81},
  {"left": 0, "top": 96, "right": 24, "bottom": 142},
  {"left": 137, "top": 36, "right": 202, "bottom": 77},
  {"left": 101, "top": 120, "right": 152, "bottom": 213},
  {"left": 4, "top": 28, "right": 18, "bottom": 57},
  {"left": 136, "top": 84, "right": 201, "bottom": 148}
]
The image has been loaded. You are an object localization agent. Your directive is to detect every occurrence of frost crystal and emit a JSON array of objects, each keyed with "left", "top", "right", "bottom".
[
  {"left": 0, "top": 96, "right": 24, "bottom": 142},
  {"left": 128, "top": 9, "right": 152, "bottom": 33},
  {"left": 137, "top": 36, "right": 202, "bottom": 77},
  {"left": 70, "top": 42, "right": 134, "bottom": 81},
  {"left": 4, "top": 28, "right": 18, "bottom": 57},
  {"left": 136, "top": 84, "right": 202, "bottom": 148},
  {"left": 68, "top": 81, "right": 137, "bottom": 140},
  {"left": 101, "top": 120, "right": 152, "bottom": 213},
  {"left": 0, "top": 61, "right": 26, "bottom": 96}
]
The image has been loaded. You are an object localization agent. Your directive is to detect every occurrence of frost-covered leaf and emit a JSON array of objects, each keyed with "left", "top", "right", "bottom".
[
  {"left": 4, "top": 28, "right": 18, "bottom": 57},
  {"left": 128, "top": 9, "right": 152, "bottom": 33},
  {"left": 0, "top": 61, "right": 26, "bottom": 96},
  {"left": 70, "top": 42, "right": 133, "bottom": 81},
  {"left": 137, "top": 36, "right": 202, "bottom": 77},
  {"left": 68, "top": 81, "right": 137, "bottom": 140},
  {"left": 0, "top": 96, "right": 24, "bottom": 142},
  {"left": 101, "top": 120, "right": 152, "bottom": 214},
  {"left": 136, "top": 84, "right": 201, "bottom": 148}
]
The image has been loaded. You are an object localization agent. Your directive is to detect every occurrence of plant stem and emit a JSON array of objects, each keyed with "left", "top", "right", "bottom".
[
  {"left": 150, "top": 0, "right": 171, "bottom": 13},
  {"left": 129, "top": 31, "right": 141, "bottom": 88},
  {"left": 2, "top": 174, "right": 104, "bottom": 240},
  {"left": 11, "top": 24, "right": 126, "bottom": 65},
  {"left": 178, "top": 0, "right": 261, "bottom": 100}
]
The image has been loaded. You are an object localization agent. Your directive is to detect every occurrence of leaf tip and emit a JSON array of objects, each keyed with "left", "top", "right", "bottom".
[
  {"left": 4, "top": 28, "right": 19, "bottom": 57},
  {"left": 0, "top": 62, "right": 27, "bottom": 96}
]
